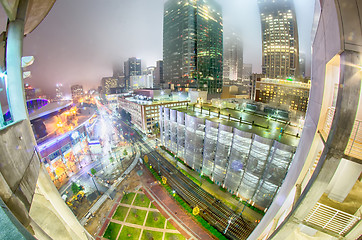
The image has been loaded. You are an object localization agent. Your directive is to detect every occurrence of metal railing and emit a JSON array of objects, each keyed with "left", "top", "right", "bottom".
[
  {"left": 304, "top": 202, "right": 360, "bottom": 236},
  {"left": 321, "top": 107, "right": 335, "bottom": 140},
  {"left": 345, "top": 120, "right": 362, "bottom": 160}
]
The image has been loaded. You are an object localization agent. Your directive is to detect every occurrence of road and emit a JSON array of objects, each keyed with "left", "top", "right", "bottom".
[{"left": 58, "top": 107, "right": 132, "bottom": 200}]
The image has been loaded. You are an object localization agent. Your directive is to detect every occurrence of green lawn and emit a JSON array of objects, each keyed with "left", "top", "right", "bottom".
[
  {"left": 165, "top": 232, "right": 186, "bottom": 240},
  {"left": 103, "top": 222, "right": 121, "bottom": 240},
  {"left": 133, "top": 193, "right": 151, "bottom": 208},
  {"left": 112, "top": 206, "right": 129, "bottom": 221},
  {"left": 145, "top": 211, "right": 166, "bottom": 229},
  {"left": 117, "top": 226, "right": 141, "bottom": 240},
  {"left": 125, "top": 209, "right": 147, "bottom": 226},
  {"left": 141, "top": 230, "right": 164, "bottom": 240},
  {"left": 150, "top": 203, "right": 157, "bottom": 209},
  {"left": 121, "top": 192, "right": 136, "bottom": 205},
  {"left": 166, "top": 220, "right": 177, "bottom": 230}
]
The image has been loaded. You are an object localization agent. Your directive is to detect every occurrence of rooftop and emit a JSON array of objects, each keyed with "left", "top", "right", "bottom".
[
  {"left": 29, "top": 100, "right": 73, "bottom": 121},
  {"left": 259, "top": 78, "right": 311, "bottom": 89},
  {"left": 170, "top": 103, "right": 301, "bottom": 147},
  {"left": 123, "top": 96, "right": 189, "bottom": 106}
]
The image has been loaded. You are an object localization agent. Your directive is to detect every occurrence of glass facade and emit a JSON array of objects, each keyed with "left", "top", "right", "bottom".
[
  {"left": 258, "top": 0, "right": 299, "bottom": 79},
  {"left": 163, "top": 0, "right": 223, "bottom": 93},
  {"left": 160, "top": 106, "right": 295, "bottom": 208}
]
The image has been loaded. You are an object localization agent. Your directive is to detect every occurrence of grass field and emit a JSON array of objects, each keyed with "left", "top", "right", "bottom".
[
  {"left": 133, "top": 193, "right": 151, "bottom": 208},
  {"left": 103, "top": 222, "right": 121, "bottom": 240},
  {"left": 125, "top": 209, "right": 147, "bottom": 225},
  {"left": 141, "top": 230, "right": 164, "bottom": 240},
  {"left": 165, "top": 232, "right": 186, "bottom": 240},
  {"left": 121, "top": 192, "right": 136, "bottom": 205},
  {"left": 112, "top": 206, "right": 129, "bottom": 222},
  {"left": 166, "top": 220, "right": 177, "bottom": 230},
  {"left": 117, "top": 226, "right": 141, "bottom": 240},
  {"left": 145, "top": 211, "right": 166, "bottom": 229}
]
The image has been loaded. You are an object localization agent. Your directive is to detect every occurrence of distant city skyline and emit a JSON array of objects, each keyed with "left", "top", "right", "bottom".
[{"left": 0, "top": 0, "right": 315, "bottom": 97}]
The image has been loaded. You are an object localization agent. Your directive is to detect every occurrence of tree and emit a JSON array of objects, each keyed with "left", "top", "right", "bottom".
[
  {"left": 123, "top": 149, "right": 128, "bottom": 156},
  {"left": 152, "top": 122, "right": 160, "bottom": 136},
  {"left": 120, "top": 109, "right": 131, "bottom": 122},
  {"left": 90, "top": 168, "right": 97, "bottom": 175},
  {"left": 71, "top": 182, "right": 80, "bottom": 195}
]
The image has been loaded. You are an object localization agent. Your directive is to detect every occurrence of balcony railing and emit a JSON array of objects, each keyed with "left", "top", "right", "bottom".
[
  {"left": 304, "top": 202, "right": 360, "bottom": 236},
  {"left": 345, "top": 120, "right": 362, "bottom": 160},
  {"left": 320, "top": 107, "right": 335, "bottom": 140}
]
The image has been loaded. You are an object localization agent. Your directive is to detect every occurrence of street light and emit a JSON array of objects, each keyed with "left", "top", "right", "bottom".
[
  {"left": 224, "top": 216, "right": 234, "bottom": 234},
  {"left": 88, "top": 172, "right": 100, "bottom": 195},
  {"left": 157, "top": 158, "right": 161, "bottom": 175}
]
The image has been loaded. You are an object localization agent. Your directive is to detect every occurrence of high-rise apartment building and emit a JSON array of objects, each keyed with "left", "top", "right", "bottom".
[
  {"left": 299, "top": 52, "right": 306, "bottom": 77},
  {"left": 163, "top": 0, "right": 223, "bottom": 93},
  {"left": 55, "top": 83, "right": 63, "bottom": 101},
  {"left": 101, "top": 77, "right": 118, "bottom": 94},
  {"left": 258, "top": 0, "right": 299, "bottom": 79},
  {"left": 242, "top": 63, "right": 252, "bottom": 80},
  {"left": 113, "top": 63, "right": 126, "bottom": 88},
  {"left": 124, "top": 57, "right": 141, "bottom": 89},
  {"left": 130, "top": 67, "right": 155, "bottom": 89},
  {"left": 70, "top": 84, "right": 84, "bottom": 101},
  {"left": 223, "top": 32, "right": 243, "bottom": 85},
  {"left": 255, "top": 78, "right": 310, "bottom": 112},
  {"left": 153, "top": 60, "right": 164, "bottom": 88}
]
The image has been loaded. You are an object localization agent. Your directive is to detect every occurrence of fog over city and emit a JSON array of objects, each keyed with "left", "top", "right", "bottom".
[{"left": 2, "top": 0, "right": 314, "bottom": 96}]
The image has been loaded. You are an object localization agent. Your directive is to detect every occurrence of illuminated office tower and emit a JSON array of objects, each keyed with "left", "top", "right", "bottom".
[
  {"left": 124, "top": 57, "right": 142, "bottom": 89},
  {"left": 101, "top": 77, "right": 118, "bottom": 94},
  {"left": 55, "top": 83, "right": 63, "bottom": 101},
  {"left": 223, "top": 32, "right": 243, "bottom": 85},
  {"left": 258, "top": 0, "right": 299, "bottom": 79},
  {"left": 163, "top": 0, "right": 223, "bottom": 93},
  {"left": 70, "top": 84, "right": 84, "bottom": 100}
]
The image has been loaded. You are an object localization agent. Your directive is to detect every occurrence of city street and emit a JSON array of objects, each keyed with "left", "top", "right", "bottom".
[{"left": 54, "top": 104, "right": 136, "bottom": 219}]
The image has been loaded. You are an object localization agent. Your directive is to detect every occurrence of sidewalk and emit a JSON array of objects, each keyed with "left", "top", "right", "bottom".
[
  {"left": 140, "top": 165, "right": 216, "bottom": 240},
  {"left": 157, "top": 148, "right": 263, "bottom": 223}
]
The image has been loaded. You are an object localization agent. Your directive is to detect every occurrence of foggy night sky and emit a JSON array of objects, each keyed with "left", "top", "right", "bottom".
[{"left": 1, "top": 0, "right": 315, "bottom": 97}]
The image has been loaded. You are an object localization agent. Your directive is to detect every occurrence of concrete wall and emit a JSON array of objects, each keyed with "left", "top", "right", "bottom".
[
  {"left": 248, "top": 0, "right": 362, "bottom": 239},
  {"left": 30, "top": 165, "right": 90, "bottom": 240},
  {"left": 0, "top": 120, "right": 39, "bottom": 227}
]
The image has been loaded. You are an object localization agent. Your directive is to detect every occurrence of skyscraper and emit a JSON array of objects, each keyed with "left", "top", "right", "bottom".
[
  {"left": 258, "top": 0, "right": 299, "bottom": 79},
  {"left": 70, "top": 84, "right": 83, "bottom": 101},
  {"left": 153, "top": 60, "right": 164, "bottom": 88},
  {"left": 101, "top": 77, "right": 118, "bottom": 94},
  {"left": 113, "top": 63, "right": 126, "bottom": 88},
  {"left": 55, "top": 83, "right": 63, "bottom": 101},
  {"left": 124, "top": 57, "right": 141, "bottom": 89},
  {"left": 163, "top": 0, "right": 223, "bottom": 93},
  {"left": 223, "top": 31, "right": 243, "bottom": 85}
]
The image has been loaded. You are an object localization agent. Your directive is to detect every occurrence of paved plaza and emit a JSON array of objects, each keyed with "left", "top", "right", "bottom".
[{"left": 100, "top": 191, "right": 186, "bottom": 240}]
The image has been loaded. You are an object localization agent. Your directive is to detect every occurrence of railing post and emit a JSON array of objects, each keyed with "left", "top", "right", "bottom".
[
  {"left": 348, "top": 120, "right": 360, "bottom": 155},
  {"left": 0, "top": 99, "right": 4, "bottom": 127},
  {"left": 6, "top": 0, "right": 29, "bottom": 123}
]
